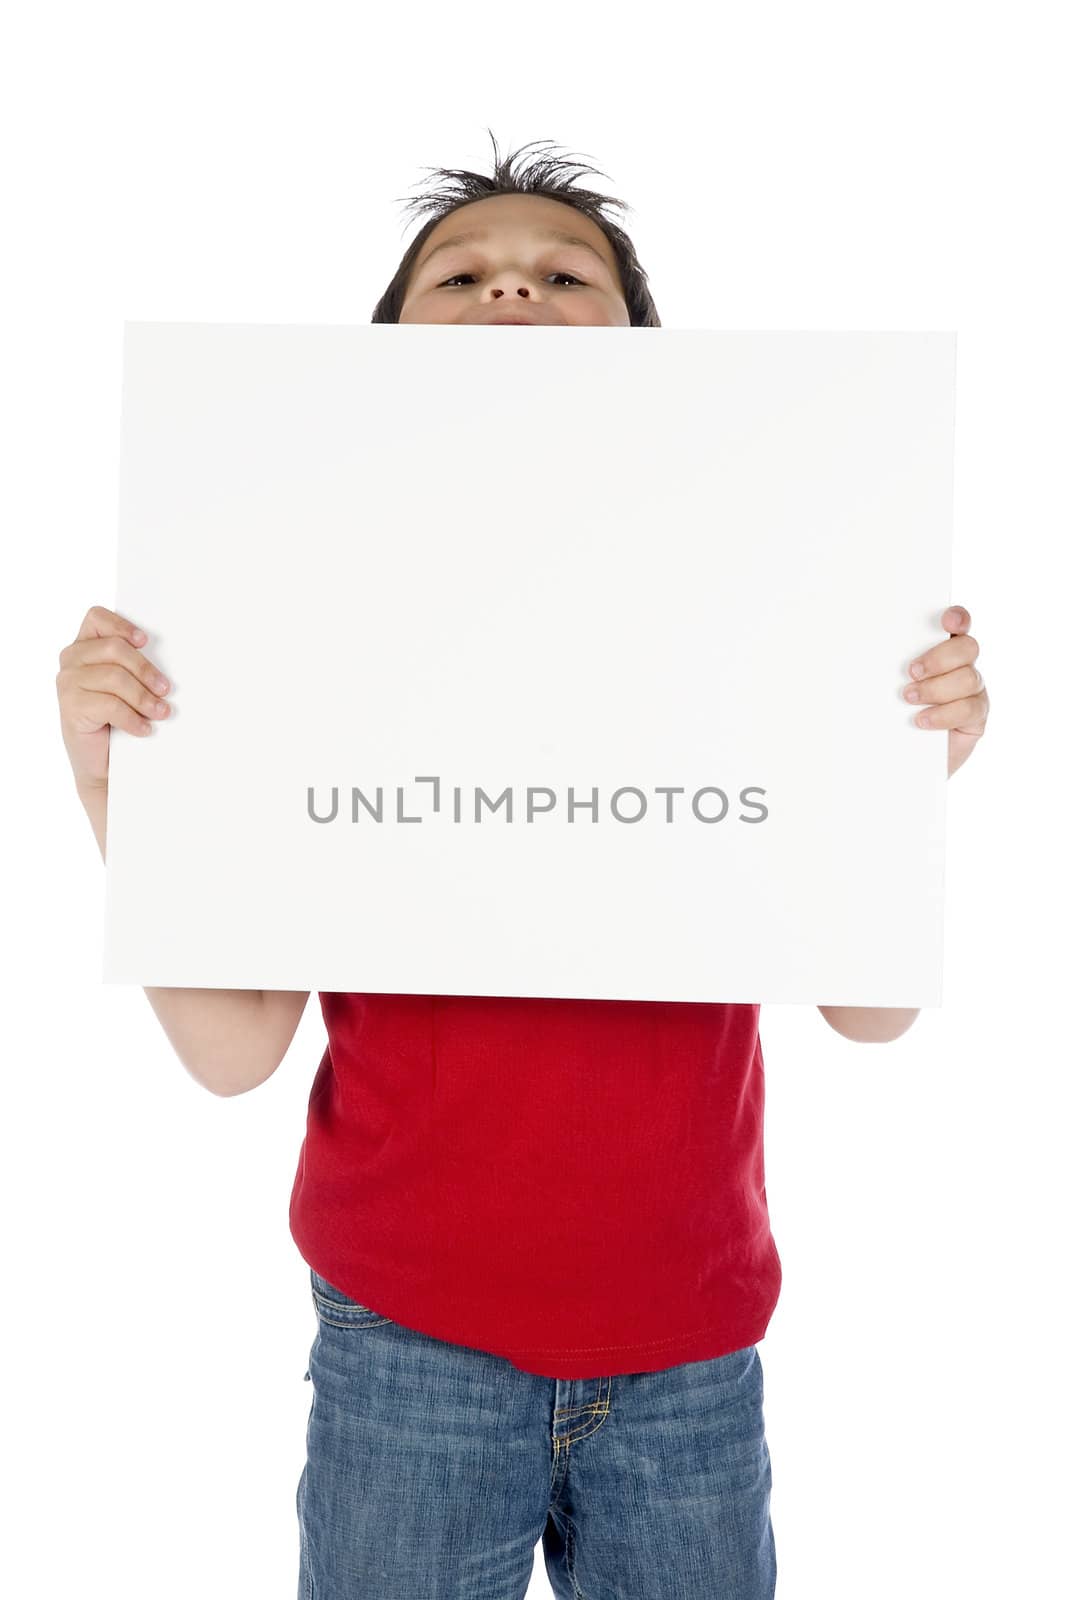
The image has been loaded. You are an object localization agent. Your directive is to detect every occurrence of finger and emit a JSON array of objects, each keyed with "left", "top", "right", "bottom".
[
  {"left": 58, "top": 631, "right": 171, "bottom": 697},
  {"left": 71, "top": 686, "right": 160, "bottom": 738},
  {"left": 912, "top": 691, "right": 989, "bottom": 730},
  {"left": 74, "top": 604, "right": 149, "bottom": 648},
  {"left": 908, "top": 631, "right": 979, "bottom": 681},
  {"left": 942, "top": 605, "right": 971, "bottom": 635},
  {"left": 61, "top": 662, "right": 172, "bottom": 728},
  {"left": 902, "top": 663, "right": 984, "bottom": 705}
]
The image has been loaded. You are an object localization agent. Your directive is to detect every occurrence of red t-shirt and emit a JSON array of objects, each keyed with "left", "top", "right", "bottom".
[{"left": 289, "top": 991, "right": 782, "bottom": 1379}]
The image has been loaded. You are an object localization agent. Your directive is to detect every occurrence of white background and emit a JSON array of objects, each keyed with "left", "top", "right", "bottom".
[{"left": 2, "top": 3, "right": 1063, "bottom": 1596}]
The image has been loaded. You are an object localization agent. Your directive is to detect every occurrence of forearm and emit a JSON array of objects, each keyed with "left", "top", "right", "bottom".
[
  {"left": 77, "top": 777, "right": 110, "bottom": 862},
  {"left": 818, "top": 1005, "right": 920, "bottom": 1043},
  {"left": 77, "top": 777, "right": 269, "bottom": 1096},
  {"left": 141, "top": 983, "right": 272, "bottom": 1096}
]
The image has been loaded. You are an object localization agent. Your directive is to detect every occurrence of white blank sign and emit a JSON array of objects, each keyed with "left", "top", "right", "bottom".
[{"left": 104, "top": 324, "right": 955, "bottom": 1005}]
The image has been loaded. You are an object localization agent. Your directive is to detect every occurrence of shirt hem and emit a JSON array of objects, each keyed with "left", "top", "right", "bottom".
[
  {"left": 483, "top": 1317, "right": 775, "bottom": 1378},
  {"left": 299, "top": 1246, "right": 777, "bottom": 1377}
]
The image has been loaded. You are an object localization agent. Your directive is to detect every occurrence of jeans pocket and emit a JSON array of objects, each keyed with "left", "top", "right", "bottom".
[{"left": 309, "top": 1267, "right": 394, "bottom": 1329}]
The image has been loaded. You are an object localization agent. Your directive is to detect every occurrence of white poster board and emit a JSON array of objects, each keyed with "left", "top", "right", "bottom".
[{"left": 104, "top": 324, "right": 955, "bottom": 1005}]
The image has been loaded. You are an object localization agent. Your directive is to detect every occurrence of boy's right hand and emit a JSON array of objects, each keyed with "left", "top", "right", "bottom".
[{"left": 56, "top": 606, "right": 172, "bottom": 793}]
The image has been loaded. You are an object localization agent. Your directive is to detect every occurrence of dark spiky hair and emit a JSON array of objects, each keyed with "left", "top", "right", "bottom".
[{"left": 370, "top": 128, "right": 661, "bottom": 327}]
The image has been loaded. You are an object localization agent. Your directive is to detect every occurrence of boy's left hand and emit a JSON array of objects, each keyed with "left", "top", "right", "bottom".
[{"left": 902, "top": 604, "right": 990, "bottom": 777}]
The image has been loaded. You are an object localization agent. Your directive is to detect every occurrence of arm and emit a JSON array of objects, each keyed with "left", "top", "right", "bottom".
[
  {"left": 816, "top": 605, "right": 990, "bottom": 1045},
  {"left": 80, "top": 779, "right": 310, "bottom": 1096},
  {"left": 817, "top": 1005, "right": 920, "bottom": 1043}
]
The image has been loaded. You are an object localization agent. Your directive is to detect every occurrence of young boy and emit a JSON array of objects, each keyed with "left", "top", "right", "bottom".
[{"left": 58, "top": 132, "right": 989, "bottom": 1600}]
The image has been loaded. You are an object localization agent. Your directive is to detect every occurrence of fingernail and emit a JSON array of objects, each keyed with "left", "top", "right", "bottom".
[
  {"left": 910, "top": 661, "right": 926, "bottom": 679},
  {"left": 946, "top": 610, "right": 962, "bottom": 628}
]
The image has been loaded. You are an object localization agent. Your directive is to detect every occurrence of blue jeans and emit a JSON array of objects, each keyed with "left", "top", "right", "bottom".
[{"left": 297, "top": 1266, "right": 776, "bottom": 1598}]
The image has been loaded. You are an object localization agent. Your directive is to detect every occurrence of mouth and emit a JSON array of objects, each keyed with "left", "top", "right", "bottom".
[{"left": 485, "top": 316, "right": 536, "bottom": 325}]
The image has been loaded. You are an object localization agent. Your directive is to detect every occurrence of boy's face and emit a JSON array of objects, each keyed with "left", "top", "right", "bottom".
[{"left": 398, "top": 193, "right": 630, "bottom": 327}]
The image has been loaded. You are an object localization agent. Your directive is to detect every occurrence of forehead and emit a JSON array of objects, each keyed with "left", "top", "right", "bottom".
[{"left": 412, "top": 196, "right": 617, "bottom": 280}]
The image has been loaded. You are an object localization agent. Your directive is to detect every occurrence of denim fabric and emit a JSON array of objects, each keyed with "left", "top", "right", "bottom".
[{"left": 297, "top": 1267, "right": 776, "bottom": 1598}]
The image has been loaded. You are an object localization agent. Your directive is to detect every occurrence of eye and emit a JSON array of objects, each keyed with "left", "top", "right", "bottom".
[{"left": 438, "top": 272, "right": 586, "bottom": 288}]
